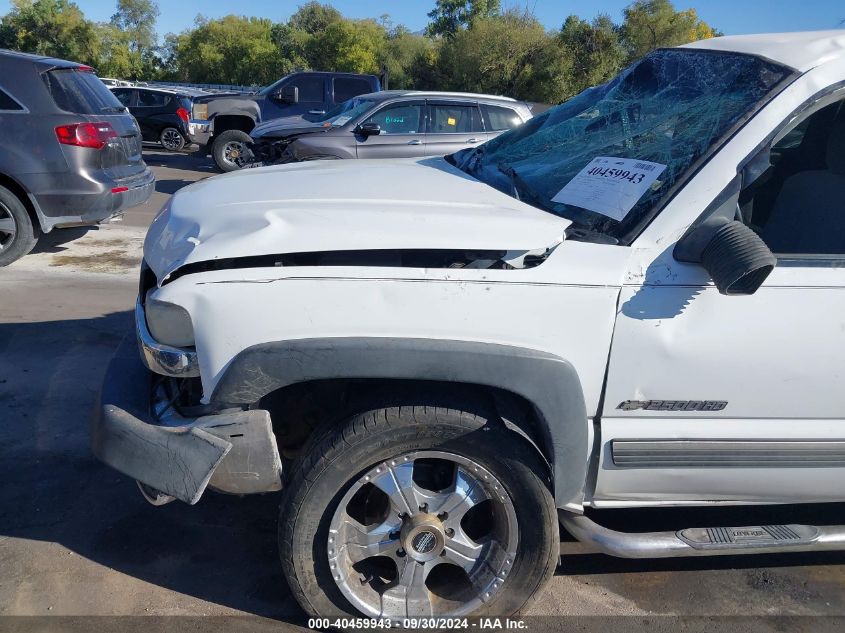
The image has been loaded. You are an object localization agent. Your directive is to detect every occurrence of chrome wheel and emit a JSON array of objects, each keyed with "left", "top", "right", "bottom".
[
  {"left": 222, "top": 140, "right": 248, "bottom": 168},
  {"left": 328, "top": 450, "right": 518, "bottom": 619},
  {"left": 160, "top": 128, "right": 184, "bottom": 151},
  {"left": 0, "top": 202, "right": 17, "bottom": 252}
]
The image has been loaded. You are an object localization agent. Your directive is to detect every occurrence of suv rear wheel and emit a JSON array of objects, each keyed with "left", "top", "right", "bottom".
[
  {"left": 0, "top": 185, "right": 38, "bottom": 267},
  {"left": 279, "top": 391, "right": 558, "bottom": 619},
  {"left": 159, "top": 127, "right": 186, "bottom": 152}
]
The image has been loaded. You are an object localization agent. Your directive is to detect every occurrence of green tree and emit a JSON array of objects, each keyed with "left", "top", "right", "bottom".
[
  {"left": 308, "top": 18, "right": 386, "bottom": 74},
  {"left": 168, "top": 15, "right": 289, "bottom": 86},
  {"left": 110, "top": 0, "right": 158, "bottom": 53},
  {"left": 558, "top": 14, "right": 625, "bottom": 97},
  {"left": 436, "top": 10, "right": 569, "bottom": 103},
  {"left": 0, "top": 0, "right": 99, "bottom": 64},
  {"left": 425, "top": 0, "right": 500, "bottom": 38},
  {"left": 382, "top": 25, "right": 434, "bottom": 89},
  {"left": 288, "top": 1, "right": 341, "bottom": 35},
  {"left": 621, "top": 0, "right": 717, "bottom": 61}
]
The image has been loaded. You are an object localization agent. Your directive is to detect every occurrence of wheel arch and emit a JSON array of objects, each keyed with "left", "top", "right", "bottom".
[
  {"left": 0, "top": 172, "right": 43, "bottom": 233},
  {"left": 211, "top": 114, "right": 256, "bottom": 135},
  {"left": 210, "top": 337, "right": 590, "bottom": 511}
]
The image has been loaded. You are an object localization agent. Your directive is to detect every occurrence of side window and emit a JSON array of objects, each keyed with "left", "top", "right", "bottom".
[
  {"left": 429, "top": 103, "right": 483, "bottom": 134},
  {"left": 481, "top": 104, "right": 523, "bottom": 131},
  {"left": 112, "top": 89, "right": 134, "bottom": 107},
  {"left": 363, "top": 102, "right": 423, "bottom": 135},
  {"left": 741, "top": 99, "right": 845, "bottom": 256},
  {"left": 289, "top": 76, "right": 325, "bottom": 104},
  {"left": 0, "top": 88, "right": 23, "bottom": 111},
  {"left": 334, "top": 77, "right": 372, "bottom": 103},
  {"left": 136, "top": 91, "right": 169, "bottom": 107}
]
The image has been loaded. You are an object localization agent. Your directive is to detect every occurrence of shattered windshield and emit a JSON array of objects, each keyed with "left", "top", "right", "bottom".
[{"left": 451, "top": 49, "right": 792, "bottom": 244}]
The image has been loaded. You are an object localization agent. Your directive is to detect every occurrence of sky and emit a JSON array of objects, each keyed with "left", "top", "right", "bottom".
[{"left": 2, "top": 0, "right": 844, "bottom": 37}]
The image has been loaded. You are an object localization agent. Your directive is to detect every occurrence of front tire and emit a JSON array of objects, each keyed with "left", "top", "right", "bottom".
[
  {"left": 0, "top": 185, "right": 38, "bottom": 267},
  {"left": 212, "top": 129, "right": 253, "bottom": 172},
  {"left": 279, "top": 390, "right": 558, "bottom": 619}
]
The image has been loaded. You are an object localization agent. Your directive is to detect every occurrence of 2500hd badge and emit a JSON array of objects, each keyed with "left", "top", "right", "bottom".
[{"left": 618, "top": 400, "right": 729, "bottom": 411}]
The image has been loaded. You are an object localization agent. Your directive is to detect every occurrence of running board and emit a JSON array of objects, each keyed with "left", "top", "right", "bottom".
[{"left": 559, "top": 512, "right": 845, "bottom": 558}]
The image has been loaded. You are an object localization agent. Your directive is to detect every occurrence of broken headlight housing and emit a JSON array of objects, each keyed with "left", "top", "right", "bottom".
[{"left": 145, "top": 299, "right": 195, "bottom": 348}]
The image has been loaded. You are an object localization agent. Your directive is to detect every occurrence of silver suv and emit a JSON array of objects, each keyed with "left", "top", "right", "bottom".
[
  {"left": 249, "top": 90, "right": 533, "bottom": 166},
  {"left": 0, "top": 50, "right": 154, "bottom": 266}
]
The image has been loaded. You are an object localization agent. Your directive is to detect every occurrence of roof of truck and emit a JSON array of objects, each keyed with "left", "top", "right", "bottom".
[{"left": 682, "top": 30, "right": 845, "bottom": 72}]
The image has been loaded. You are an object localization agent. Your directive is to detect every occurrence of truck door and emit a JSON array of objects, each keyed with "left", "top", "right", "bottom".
[
  {"left": 263, "top": 75, "right": 327, "bottom": 121},
  {"left": 597, "top": 96, "right": 845, "bottom": 506}
]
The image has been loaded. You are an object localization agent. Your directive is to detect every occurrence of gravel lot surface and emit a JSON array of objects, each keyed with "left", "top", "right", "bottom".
[{"left": 1, "top": 150, "right": 843, "bottom": 632}]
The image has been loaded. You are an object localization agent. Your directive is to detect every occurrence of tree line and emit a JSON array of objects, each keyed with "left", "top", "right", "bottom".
[{"left": 0, "top": 0, "right": 719, "bottom": 103}]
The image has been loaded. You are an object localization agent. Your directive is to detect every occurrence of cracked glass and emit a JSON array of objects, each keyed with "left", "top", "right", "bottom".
[{"left": 451, "top": 49, "right": 792, "bottom": 244}]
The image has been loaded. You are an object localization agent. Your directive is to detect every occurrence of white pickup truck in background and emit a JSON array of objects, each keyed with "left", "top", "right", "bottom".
[{"left": 94, "top": 31, "right": 845, "bottom": 620}]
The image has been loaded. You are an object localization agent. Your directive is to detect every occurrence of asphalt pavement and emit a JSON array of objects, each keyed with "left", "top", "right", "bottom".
[{"left": 0, "top": 149, "right": 843, "bottom": 631}]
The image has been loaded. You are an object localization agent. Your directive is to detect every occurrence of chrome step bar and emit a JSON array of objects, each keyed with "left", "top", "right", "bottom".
[{"left": 559, "top": 512, "right": 845, "bottom": 558}]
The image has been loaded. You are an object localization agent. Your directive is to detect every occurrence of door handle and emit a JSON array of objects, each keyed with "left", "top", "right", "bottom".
[
  {"left": 407, "top": 139, "right": 422, "bottom": 145},
  {"left": 466, "top": 138, "right": 481, "bottom": 143},
  {"left": 308, "top": 109, "right": 326, "bottom": 115}
]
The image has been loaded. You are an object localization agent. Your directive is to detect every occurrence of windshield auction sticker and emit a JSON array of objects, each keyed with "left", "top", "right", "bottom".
[{"left": 551, "top": 156, "right": 666, "bottom": 221}]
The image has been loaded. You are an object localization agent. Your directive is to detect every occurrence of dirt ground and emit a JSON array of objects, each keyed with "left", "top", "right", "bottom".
[{"left": 1, "top": 150, "right": 843, "bottom": 632}]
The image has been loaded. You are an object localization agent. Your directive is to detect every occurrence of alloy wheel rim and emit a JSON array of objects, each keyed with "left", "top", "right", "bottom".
[
  {"left": 328, "top": 450, "right": 518, "bottom": 619},
  {"left": 0, "top": 202, "right": 17, "bottom": 252},
  {"left": 161, "top": 129, "right": 182, "bottom": 150},
  {"left": 222, "top": 141, "right": 247, "bottom": 167}
]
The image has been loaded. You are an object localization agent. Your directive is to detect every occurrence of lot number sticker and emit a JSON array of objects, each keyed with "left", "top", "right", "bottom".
[{"left": 551, "top": 156, "right": 666, "bottom": 221}]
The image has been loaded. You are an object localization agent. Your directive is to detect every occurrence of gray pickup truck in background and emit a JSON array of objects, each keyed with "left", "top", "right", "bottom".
[{"left": 188, "top": 70, "right": 381, "bottom": 171}]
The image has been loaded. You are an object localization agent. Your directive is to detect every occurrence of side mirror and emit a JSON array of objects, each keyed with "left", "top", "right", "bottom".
[
  {"left": 274, "top": 85, "right": 298, "bottom": 104},
  {"left": 674, "top": 218, "right": 776, "bottom": 295},
  {"left": 354, "top": 122, "right": 381, "bottom": 136}
]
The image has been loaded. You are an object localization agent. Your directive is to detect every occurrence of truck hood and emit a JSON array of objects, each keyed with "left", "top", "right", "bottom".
[{"left": 143, "top": 157, "right": 571, "bottom": 282}]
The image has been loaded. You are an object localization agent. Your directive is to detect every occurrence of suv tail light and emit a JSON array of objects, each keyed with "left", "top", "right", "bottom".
[
  {"left": 176, "top": 107, "right": 189, "bottom": 123},
  {"left": 55, "top": 122, "right": 117, "bottom": 149}
]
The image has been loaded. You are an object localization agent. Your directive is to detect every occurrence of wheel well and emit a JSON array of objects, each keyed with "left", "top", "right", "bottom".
[
  {"left": 259, "top": 378, "right": 553, "bottom": 471},
  {"left": 212, "top": 115, "right": 255, "bottom": 135},
  {"left": 0, "top": 173, "right": 41, "bottom": 233}
]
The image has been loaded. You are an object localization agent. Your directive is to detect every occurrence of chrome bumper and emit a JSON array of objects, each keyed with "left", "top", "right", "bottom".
[
  {"left": 135, "top": 298, "right": 199, "bottom": 377},
  {"left": 187, "top": 119, "right": 211, "bottom": 146}
]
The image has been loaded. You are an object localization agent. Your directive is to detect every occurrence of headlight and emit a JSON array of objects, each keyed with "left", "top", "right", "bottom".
[{"left": 145, "top": 299, "right": 195, "bottom": 347}]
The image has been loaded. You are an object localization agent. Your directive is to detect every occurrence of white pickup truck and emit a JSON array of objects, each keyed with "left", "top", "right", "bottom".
[{"left": 93, "top": 31, "right": 845, "bottom": 619}]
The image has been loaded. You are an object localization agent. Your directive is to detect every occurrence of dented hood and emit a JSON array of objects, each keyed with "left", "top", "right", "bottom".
[{"left": 143, "top": 156, "right": 571, "bottom": 281}]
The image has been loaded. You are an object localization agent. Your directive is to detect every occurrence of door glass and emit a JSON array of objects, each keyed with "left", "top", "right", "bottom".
[
  {"left": 289, "top": 76, "right": 324, "bottom": 103},
  {"left": 741, "top": 100, "right": 845, "bottom": 255},
  {"left": 0, "top": 88, "right": 23, "bottom": 111},
  {"left": 429, "top": 104, "right": 482, "bottom": 133},
  {"left": 334, "top": 77, "right": 372, "bottom": 103},
  {"left": 363, "top": 103, "right": 423, "bottom": 134},
  {"left": 112, "top": 89, "right": 133, "bottom": 106},
  {"left": 136, "top": 90, "right": 169, "bottom": 107},
  {"left": 481, "top": 104, "right": 522, "bottom": 131}
]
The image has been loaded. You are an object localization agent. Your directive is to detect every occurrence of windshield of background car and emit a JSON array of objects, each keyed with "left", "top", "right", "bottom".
[
  {"left": 43, "top": 68, "right": 126, "bottom": 114},
  {"left": 451, "top": 49, "right": 792, "bottom": 244}
]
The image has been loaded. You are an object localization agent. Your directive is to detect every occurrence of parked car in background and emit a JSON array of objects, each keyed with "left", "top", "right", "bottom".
[
  {"left": 245, "top": 91, "right": 531, "bottom": 168},
  {"left": 189, "top": 71, "right": 381, "bottom": 171},
  {"left": 110, "top": 86, "right": 209, "bottom": 152},
  {"left": 0, "top": 50, "right": 153, "bottom": 266},
  {"left": 100, "top": 78, "right": 132, "bottom": 87}
]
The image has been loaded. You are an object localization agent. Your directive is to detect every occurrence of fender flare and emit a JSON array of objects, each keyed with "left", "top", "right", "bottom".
[{"left": 210, "top": 337, "right": 589, "bottom": 511}]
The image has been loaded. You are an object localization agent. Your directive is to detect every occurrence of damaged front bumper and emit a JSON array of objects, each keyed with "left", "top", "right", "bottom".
[{"left": 92, "top": 319, "right": 282, "bottom": 505}]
